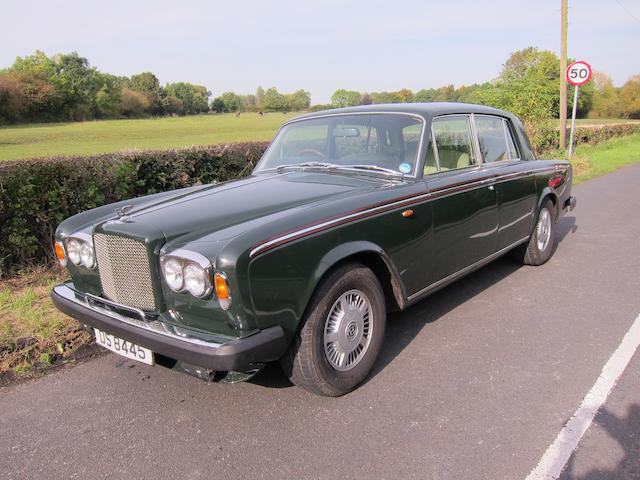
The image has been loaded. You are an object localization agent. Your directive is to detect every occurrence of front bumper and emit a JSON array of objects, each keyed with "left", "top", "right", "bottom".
[{"left": 51, "top": 283, "right": 288, "bottom": 372}]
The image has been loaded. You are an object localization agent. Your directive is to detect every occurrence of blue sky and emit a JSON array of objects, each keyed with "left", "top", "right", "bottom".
[{"left": 2, "top": 0, "right": 639, "bottom": 103}]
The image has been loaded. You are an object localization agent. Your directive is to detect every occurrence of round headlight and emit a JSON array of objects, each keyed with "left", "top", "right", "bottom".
[
  {"left": 79, "top": 242, "right": 95, "bottom": 268},
  {"left": 67, "top": 239, "right": 82, "bottom": 265},
  {"left": 163, "top": 258, "right": 184, "bottom": 291},
  {"left": 184, "top": 263, "right": 208, "bottom": 297}
]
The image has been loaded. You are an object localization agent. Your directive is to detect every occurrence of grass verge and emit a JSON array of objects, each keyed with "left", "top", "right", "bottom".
[
  {"left": 0, "top": 266, "right": 99, "bottom": 386},
  {"left": 571, "top": 133, "right": 640, "bottom": 183}
]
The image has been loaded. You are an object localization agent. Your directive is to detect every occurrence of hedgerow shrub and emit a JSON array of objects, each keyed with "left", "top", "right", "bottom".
[
  {"left": 0, "top": 142, "right": 269, "bottom": 276},
  {"left": 526, "top": 122, "right": 640, "bottom": 157}
]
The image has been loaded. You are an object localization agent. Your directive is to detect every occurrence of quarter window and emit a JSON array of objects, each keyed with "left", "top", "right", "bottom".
[
  {"left": 475, "top": 116, "right": 520, "bottom": 162},
  {"left": 431, "top": 116, "right": 477, "bottom": 171}
]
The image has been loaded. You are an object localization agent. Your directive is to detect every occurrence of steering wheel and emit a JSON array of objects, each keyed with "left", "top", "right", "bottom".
[{"left": 296, "top": 148, "right": 326, "bottom": 158}]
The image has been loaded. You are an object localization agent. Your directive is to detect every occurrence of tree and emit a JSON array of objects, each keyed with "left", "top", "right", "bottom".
[
  {"left": 255, "top": 86, "right": 265, "bottom": 110},
  {"left": 331, "top": 89, "right": 361, "bottom": 107},
  {"left": 210, "top": 97, "right": 225, "bottom": 113},
  {"left": 589, "top": 71, "right": 621, "bottom": 118},
  {"left": 263, "top": 87, "right": 285, "bottom": 111},
  {"left": 393, "top": 88, "right": 414, "bottom": 103},
  {"left": 164, "top": 82, "right": 210, "bottom": 114},
  {"left": 219, "top": 91, "right": 243, "bottom": 112},
  {"left": 619, "top": 75, "right": 640, "bottom": 118},
  {"left": 118, "top": 87, "right": 150, "bottom": 117},
  {"left": 370, "top": 91, "right": 395, "bottom": 104},
  {"left": 0, "top": 74, "right": 25, "bottom": 122},
  {"left": 414, "top": 88, "right": 436, "bottom": 102},
  {"left": 285, "top": 89, "right": 311, "bottom": 111},
  {"left": 360, "top": 92, "right": 372, "bottom": 105},
  {"left": 129, "top": 72, "right": 162, "bottom": 114}
]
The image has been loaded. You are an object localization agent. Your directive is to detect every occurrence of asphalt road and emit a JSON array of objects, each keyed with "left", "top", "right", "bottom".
[{"left": 2, "top": 165, "right": 639, "bottom": 480}]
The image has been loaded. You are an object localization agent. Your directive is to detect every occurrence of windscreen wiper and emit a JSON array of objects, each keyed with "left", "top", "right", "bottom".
[
  {"left": 332, "top": 164, "right": 405, "bottom": 178},
  {"left": 275, "top": 162, "right": 338, "bottom": 172}
]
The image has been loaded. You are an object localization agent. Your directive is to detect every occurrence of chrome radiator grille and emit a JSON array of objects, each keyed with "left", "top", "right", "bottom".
[{"left": 94, "top": 233, "right": 157, "bottom": 311}]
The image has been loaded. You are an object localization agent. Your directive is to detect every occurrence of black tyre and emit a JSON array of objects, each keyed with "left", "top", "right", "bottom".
[
  {"left": 281, "top": 262, "right": 386, "bottom": 396},
  {"left": 514, "top": 198, "right": 557, "bottom": 266}
]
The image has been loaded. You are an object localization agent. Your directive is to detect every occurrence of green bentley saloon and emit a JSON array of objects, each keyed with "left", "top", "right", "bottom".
[{"left": 51, "top": 103, "right": 576, "bottom": 396}]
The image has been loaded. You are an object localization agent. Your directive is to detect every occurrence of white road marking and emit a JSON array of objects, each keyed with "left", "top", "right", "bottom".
[{"left": 526, "top": 312, "right": 640, "bottom": 480}]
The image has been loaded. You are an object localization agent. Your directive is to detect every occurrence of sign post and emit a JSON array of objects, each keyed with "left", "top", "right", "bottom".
[{"left": 566, "top": 60, "right": 592, "bottom": 157}]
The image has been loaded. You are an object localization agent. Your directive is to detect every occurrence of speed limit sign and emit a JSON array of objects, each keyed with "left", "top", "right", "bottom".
[{"left": 566, "top": 61, "right": 592, "bottom": 87}]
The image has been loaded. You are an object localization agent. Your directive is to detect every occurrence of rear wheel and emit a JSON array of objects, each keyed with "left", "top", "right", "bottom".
[
  {"left": 281, "top": 262, "right": 386, "bottom": 396},
  {"left": 514, "top": 198, "right": 556, "bottom": 266}
]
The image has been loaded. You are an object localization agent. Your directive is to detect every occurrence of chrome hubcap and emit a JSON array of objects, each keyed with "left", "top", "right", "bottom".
[
  {"left": 536, "top": 208, "right": 552, "bottom": 251},
  {"left": 323, "top": 289, "right": 373, "bottom": 371}
]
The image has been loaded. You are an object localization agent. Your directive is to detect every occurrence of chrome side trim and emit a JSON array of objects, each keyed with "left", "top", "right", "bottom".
[
  {"left": 54, "top": 285, "right": 222, "bottom": 348},
  {"left": 406, "top": 236, "right": 530, "bottom": 303}
]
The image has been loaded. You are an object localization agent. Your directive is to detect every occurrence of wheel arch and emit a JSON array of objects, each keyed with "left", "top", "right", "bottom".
[
  {"left": 312, "top": 242, "right": 406, "bottom": 312},
  {"left": 537, "top": 187, "right": 560, "bottom": 220}
]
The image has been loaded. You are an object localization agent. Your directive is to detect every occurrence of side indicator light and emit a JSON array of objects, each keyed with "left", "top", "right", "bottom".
[
  {"left": 54, "top": 241, "right": 67, "bottom": 267},
  {"left": 402, "top": 209, "right": 414, "bottom": 218},
  {"left": 214, "top": 273, "right": 232, "bottom": 310}
]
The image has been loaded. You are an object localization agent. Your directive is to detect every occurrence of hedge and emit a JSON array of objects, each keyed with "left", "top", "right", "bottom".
[
  {"left": 528, "top": 122, "right": 640, "bottom": 156},
  {"left": 0, "top": 142, "right": 269, "bottom": 276},
  {"left": 1, "top": 122, "right": 639, "bottom": 277}
]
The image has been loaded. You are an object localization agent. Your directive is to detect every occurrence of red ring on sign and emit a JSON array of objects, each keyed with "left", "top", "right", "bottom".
[{"left": 566, "top": 60, "right": 592, "bottom": 87}]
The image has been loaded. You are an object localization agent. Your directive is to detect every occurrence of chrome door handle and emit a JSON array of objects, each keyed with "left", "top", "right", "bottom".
[{"left": 488, "top": 185, "right": 495, "bottom": 191}]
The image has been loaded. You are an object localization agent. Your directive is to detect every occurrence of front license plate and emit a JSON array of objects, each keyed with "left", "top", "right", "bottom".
[{"left": 94, "top": 328, "right": 154, "bottom": 365}]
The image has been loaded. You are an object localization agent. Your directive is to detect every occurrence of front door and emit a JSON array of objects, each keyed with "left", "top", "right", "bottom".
[{"left": 425, "top": 115, "right": 499, "bottom": 281}]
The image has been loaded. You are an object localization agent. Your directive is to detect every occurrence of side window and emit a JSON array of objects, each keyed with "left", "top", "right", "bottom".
[
  {"left": 475, "top": 116, "right": 508, "bottom": 163},
  {"left": 431, "top": 116, "right": 477, "bottom": 171},
  {"left": 504, "top": 120, "right": 520, "bottom": 160}
]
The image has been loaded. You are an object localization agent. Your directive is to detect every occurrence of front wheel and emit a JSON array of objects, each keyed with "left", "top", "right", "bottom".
[
  {"left": 514, "top": 198, "right": 557, "bottom": 265},
  {"left": 281, "top": 263, "right": 386, "bottom": 396}
]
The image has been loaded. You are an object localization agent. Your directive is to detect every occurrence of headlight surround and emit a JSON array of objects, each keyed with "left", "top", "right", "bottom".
[
  {"left": 160, "top": 250, "right": 214, "bottom": 299},
  {"left": 65, "top": 233, "right": 96, "bottom": 269}
]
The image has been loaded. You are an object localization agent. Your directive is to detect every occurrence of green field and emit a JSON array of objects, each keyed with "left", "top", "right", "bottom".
[{"left": 0, "top": 112, "right": 301, "bottom": 161}]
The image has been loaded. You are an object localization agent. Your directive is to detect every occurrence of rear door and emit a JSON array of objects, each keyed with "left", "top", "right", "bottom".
[
  {"left": 474, "top": 115, "right": 537, "bottom": 250},
  {"left": 424, "top": 115, "right": 499, "bottom": 282}
]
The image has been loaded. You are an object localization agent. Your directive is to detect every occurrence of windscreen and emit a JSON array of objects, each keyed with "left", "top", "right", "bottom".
[{"left": 254, "top": 114, "right": 424, "bottom": 176}]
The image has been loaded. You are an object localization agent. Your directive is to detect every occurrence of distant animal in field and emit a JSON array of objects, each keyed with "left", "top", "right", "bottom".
[
  {"left": 235, "top": 111, "right": 241, "bottom": 117},
  {"left": 258, "top": 111, "right": 264, "bottom": 116}
]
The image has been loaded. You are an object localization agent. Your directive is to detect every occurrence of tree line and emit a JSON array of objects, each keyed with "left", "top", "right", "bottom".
[
  {"left": 1, "top": 48, "right": 638, "bottom": 125},
  {"left": 328, "top": 48, "right": 640, "bottom": 121},
  {"left": 0, "top": 51, "right": 310, "bottom": 123}
]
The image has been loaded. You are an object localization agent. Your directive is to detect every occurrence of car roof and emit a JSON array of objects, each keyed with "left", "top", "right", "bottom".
[{"left": 292, "top": 102, "right": 515, "bottom": 122}]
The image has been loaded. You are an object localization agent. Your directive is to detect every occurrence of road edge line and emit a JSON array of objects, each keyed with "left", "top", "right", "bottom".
[{"left": 525, "top": 312, "right": 640, "bottom": 480}]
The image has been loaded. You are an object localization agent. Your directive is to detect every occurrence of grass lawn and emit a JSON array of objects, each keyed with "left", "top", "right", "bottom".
[
  {"left": 572, "top": 133, "right": 640, "bottom": 183},
  {"left": 0, "top": 112, "right": 301, "bottom": 161}
]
